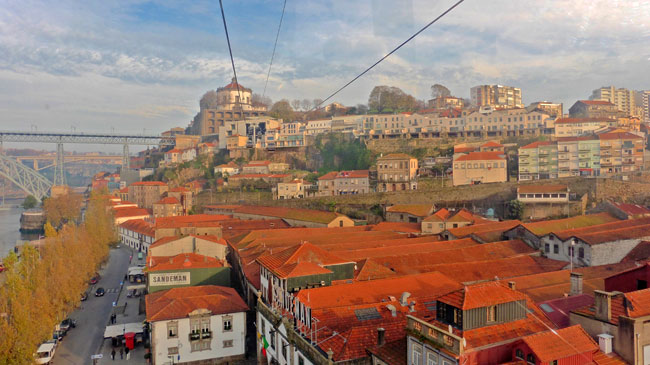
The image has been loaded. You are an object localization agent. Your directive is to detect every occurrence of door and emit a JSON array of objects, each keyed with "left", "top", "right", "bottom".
[{"left": 644, "top": 344, "right": 650, "bottom": 365}]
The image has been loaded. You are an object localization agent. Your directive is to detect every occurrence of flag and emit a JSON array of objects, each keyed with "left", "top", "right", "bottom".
[{"left": 262, "top": 335, "right": 269, "bottom": 349}]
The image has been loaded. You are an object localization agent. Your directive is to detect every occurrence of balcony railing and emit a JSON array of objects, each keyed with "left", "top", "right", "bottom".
[
  {"left": 201, "top": 331, "right": 212, "bottom": 339},
  {"left": 189, "top": 332, "right": 201, "bottom": 341}
]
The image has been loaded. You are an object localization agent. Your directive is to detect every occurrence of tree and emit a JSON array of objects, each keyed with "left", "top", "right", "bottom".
[
  {"left": 505, "top": 200, "right": 524, "bottom": 220},
  {"left": 43, "top": 192, "right": 82, "bottom": 227},
  {"left": 269, "top": 100, "right": 295, "bottom": 122},
  {"left": 301, "top": 99, "right": 312, "bottom": 111},
  {"left": 22, "top": 195, "right": 37, "bottom": 210},
  {"left": 430, "top": 84, "right": 451, "bottom": 99},
  {"left": 356, "top": 104, "right": 368, "bottom": 115},
  {"left": 199, "top": 90, "right": 219, "bottom": 110},
  {"left": 44, "top": 222, "right": 57, "bottom": 237},
  {"left": 251, "top": 93, "right": 272, "bottom": 109},
  {"left": 291, "top": 99, "right": 302, "bottom": 111},
  {"left": 368, "top": 86, "right": 418, "bottom": 113},
  {"left": 313, "top": 99, "right": 324, "bottom": 110}
]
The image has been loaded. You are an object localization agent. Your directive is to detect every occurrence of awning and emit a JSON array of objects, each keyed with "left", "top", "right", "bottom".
[
  {"left": 126, "top": 284, "right": 146, "bottom": 290},
  {"left": 103, "top": 323, "right": 144, "bottom": 338}
]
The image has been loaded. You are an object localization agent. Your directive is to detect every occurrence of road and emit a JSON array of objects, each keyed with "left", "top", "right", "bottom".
[{"left": 53, "top": 246, "right": 131, "bottom": 364}]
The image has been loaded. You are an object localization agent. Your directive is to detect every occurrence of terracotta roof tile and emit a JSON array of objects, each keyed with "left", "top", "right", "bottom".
[
  {"left": 624, "top": 288, "right": 650, "bottom": 318},
  {"left": 366, "top": 337, "right": 406, "bottom": 365},
  {"left": 149, "top": 235, "right": 226, "bottom": 250},
  {"left": 621, "top": 241, "right": 650, "bottom": 262},
  {"left": 551, "top": 216, "right": 650, "bottom": 241},
  {"left": 520, "top": 141, "right": 553, "bottom": 149},
  {"left": 423, "top": 208, "right": 451, "bottom": 222},
  {"left": 538, "top": 294, "right": 594, "bottom": 328},
  {"left": 592, "top": 351, "right": 628, "bottom": 365},
  {"left": 354, "top": 259, "right": 398, "bottom": 281},
  {"left": 214, "top": 204, "right": 348, "bottom": 224},
  {"left": 155, "top": 196, "right": 180, "bottom": 205},
  {"left": 555, "top": 117, "right": 613, "bottom": 124},
  {"left": 147, "top": 253, "right": 225, "bottom": 271},
  {"left": 256, "top": 242, "right": 352, "bottom": 279},
  {"left": 578, "top": 100, "right": 614, "bottom": 105},
  {"left": 131, "top": 181, "right": 167, "bottom": 186},
  {"left": 370, "top": 222, "right": 421, "bottom": 233},
  {"left": 480, "top": 141, "right": 503, "bottom": 148},
  {"left": 521, "top": 325, "right": 598, "bottom": 362},
  {"left": 154, "top": 214, "right": 231, "bottom": 228},
  {"left": 574, "top": 224, "right": 650, "bottom": 245},
  {"left": 438, "top": 281, "right": 526, "bottom": 310},
  {"left": 598, "top": 131, "right": 644, "bottom": 140},
  {"left": 517, "top": 184, "right": 568, "bottom": 194},
  {"left": 145, "top": 285, "right": 248, "bottom": 322},
  {"left": 454, "top": 151, "right": 505, "bottom": 162},
  {"left": 386, "top": 204, "right": 434, "bottom": 217},
  {"left": 446, "top": 220, "right": 521, "bottom": 239},
  {"left": 118, "top": 219, "right": 155, "bottom": 237},
  {"left": 610, "top": 202, "right": 650, "bottom": 217},
  {"left": 518, "top": 213, "right": 619, "bottom": 236},
  {"left": 113, "top": 207, "right": 150, "bottom": 219}
]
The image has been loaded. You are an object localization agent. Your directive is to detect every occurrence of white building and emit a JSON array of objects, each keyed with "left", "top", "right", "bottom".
[
  {"left": 305, "top": 119, "right": 331, "bottom": 135},
  {"left": 118, "top": 219, "right": 155, "bottom": 253},
  {"left": 181, "top": 148, "right": 197, "bottom": 163},
  {"left": 146, "top": 285, "right": 248, "bottom": 365}
]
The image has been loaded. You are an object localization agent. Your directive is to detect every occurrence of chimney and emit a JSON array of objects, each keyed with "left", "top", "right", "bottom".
[
  {"left": 377, "top": 328, "right": 385, "bottom": 346},
  {"left": 408, "top": 301, "right": 416, "bottom": 313},
  {"left": 508, "top": 281, "right": 516, "bottom": 290},
  {"left": 570, "top": 272, "right": 583, "bottom": 296},
  {"left": 385, "top": 304, "right": 397, "bottom": 317},
  {"left": 400, "top": 292, "right": 411, "bottom": 306},
  {"left": 594, "top": 290, "right": 615, "bottom": 322}
]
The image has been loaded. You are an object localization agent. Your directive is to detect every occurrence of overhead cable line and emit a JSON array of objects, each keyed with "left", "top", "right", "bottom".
[
  {"left": 218, "top": 0, "right": 244, "bottom": 113},
  {"left": 262, "top": 0, "right": 288, "bottom": 99},
  {"left": 309, "top": 0, "right": 465, "bottom": 112}
]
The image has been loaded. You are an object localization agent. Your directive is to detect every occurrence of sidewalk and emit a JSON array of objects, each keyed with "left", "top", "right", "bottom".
[{"left": 97, "top": 249, "right": 149, "bottom": 364}]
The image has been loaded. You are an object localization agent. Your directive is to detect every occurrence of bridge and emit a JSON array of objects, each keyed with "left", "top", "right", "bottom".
[
  {"left": 16, "top": 154, "right": 123, "bottom": 171},
  {"left": 0, "top": 131, "right": 175, "bottom": 198}
]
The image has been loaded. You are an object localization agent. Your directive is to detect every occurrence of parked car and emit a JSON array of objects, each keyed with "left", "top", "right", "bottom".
[
  {"left": 95, "top": 287, "right": 105, "bottom": 297},
  {"left": 34, "top": 340, "right": 57, "bottom": 364},
  {"left": 80, "top": 291, "right": 88, "bottom": 301},
  {"left": 59, "top": 318, "right": 76, "bottom": 333},
  {"left": 89, "top": 276, "right": 99, "bottom": 285},
  {"left": 134, "top": 289, "right": 141, "bottom": 297},
  {"left": 127, "top": 289, "right": 133, "bottom": 298},
  {"left": 0, "top": 263, "right": 5, "bottom": 272},
  {"left": 52, "top": 329, "right": 65, "bottom": 342}
]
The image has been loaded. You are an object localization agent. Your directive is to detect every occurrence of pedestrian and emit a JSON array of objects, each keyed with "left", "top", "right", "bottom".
[
  {"left": 125, "top": 346, "right": 130, "bottom": 360},
  {"left": 111, "top": 348, "right": 116, "bottom": 361},
  {"left": 120, "top": 347, "right": 124, "bottom": 359}
]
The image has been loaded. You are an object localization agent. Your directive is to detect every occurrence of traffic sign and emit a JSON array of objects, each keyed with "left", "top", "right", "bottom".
[{"left": 91, "top": 354, "right": 103, "bottom": 359}]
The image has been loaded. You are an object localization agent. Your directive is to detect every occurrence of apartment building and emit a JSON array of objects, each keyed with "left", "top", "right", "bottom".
[
  {"left": 128, "top": 181, "right": 168, "bottom": 209},
  {"left": 305, "top": 119, "right": 331, "bottom": 135},
  {"left": 376, "top": 153, "right": 418, "bottom": 192},
  {"left": 452, "top": 151, "right": 507, "bottom": 186},
  {"left": 590, "top": 86, "right": 638, "bottom": 117},
  {"left": 527, "top": 101, "right": 563, "bottom": 117},
  {"left": 554, "top": 117, "right": 617, "bottom": 137},
  {"left": 152, "top": 197, "right": 183, "bottom": 218},
  {"left": 317, "top": 170, "right": 370, "bottom": 196},
  {"left": 519, "top": 131, "right": 643, "bottom": 180},
  {"left": 147, "top": 286, "right": 248, "bottom": 364},
  {"left": 428, "top": 95, "right": 464, "bottom": 109},
  {"left": 470, "top": 84, "right": 523, "bottom": 108},
  {"left": 642, "top": 90, "right": 650, "bottom": 123},
  {"left": 274, "top": 179, "right": 306, "bottom": 200},
  {"left": 569, "top": 100, "right": 620, "bottom": 119}
]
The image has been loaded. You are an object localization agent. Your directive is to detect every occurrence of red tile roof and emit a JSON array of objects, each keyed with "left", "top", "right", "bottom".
[
  {"left": 446, "top": 220, "right": 521, "bottom": 239},
  {"left": 623, "top": 288, "right": 650, "bottom": 318},
  {"left": 521, "top": 325, "right": 597, "bottom": 362},
  {"left": 229, "top": 173, "right": 290, "bottom": 179},
  {"left": 210, "top": 204, "right": 347, "bottom": 225},
  {"left": 147, "top": 253, "right": 225, "bottom": 271},
  {"left": 118, "top": 219, "right": 155, "bottom": 237},
  {"left": 598, "top": 131, "right": 644, "bottom": 140},
  {"left": 518, "top": 213, "right": 619, "bottom": 236},
  {"left": 169, "top": 187, "right": 190, "bottom": 193},
  {"left": 353, "top": 258, "right": 398, "bottom": 281},
  {"left": 145, "top": 285, "right": 248, "bottom": 322},
  {"left": 454, "top": 146, "right": 476, "bottom": 153},
  {"left": 244, "top": 160, "right": 271, "bottom": 167},
  {"left": 366, "top": 338, "right": 406, "bottom": 365},
  {"left": 386, "top": 204, "right": 433, "bottom": 217},
  {"left": 578, "top": 100, "right": 614, "bottom": 106},
  {"left": 423, "top": 208, "right": 451, "bottom": 222},
  {"left": 296, "top": 271, "right": 461, "bottom": 310},
  {"left": 317, "top": 171, "right": 337, "bottom": 180},
  {"left": 621, "top": 241, "right": 650, "bottom": 262},
  {"left": 131, "top": 181, "right": 167, "bottom": 186},
  {"left": 154, "top": 214, "right": 231, "bottom": 228},
  {"left": 370, "top": 222, "right": 421, "bottom": 233},
  {"left": 113, "top": 207, "right": 150, "bottom": 219},
  {"left": 155, "top": 196, "right": 180, "bottom": 205},
  {"left": 573, "top": 224, "right": 650, "bottom": 245},
  {"left": 538, "top": 294, "right": 595, "bottom": 328},
  {"left": 454, "top": 151, "right": 505, "bottom": 162},
  {"left": 610, "top": 202, "right": 650, "bottom": 217},
  {"left": 592, "top": 351, "right": 628, "bottom": 365},
  {"left": 149, "top": 235, "right": 226, "bottom": 250},
  {"left": 555, "top": 117, "right": 613, "bottom": 124},
  {"left": 256, "top": 242, "right": 351, "bottom": 278},
  {"left": 480, "top": 141, "right": 503, "bottom": 148},
  {"left": 551, "top": 216, "right": 650, "bottom": 241},
  {"left": 520, "top": 141, "right": 553, "bottom": 149},
  {"left": 517, "top": 184, "right": 568, "bottom": 194},
  {"left": 437, "top": 281, "right": 526, "bottom": 310}
]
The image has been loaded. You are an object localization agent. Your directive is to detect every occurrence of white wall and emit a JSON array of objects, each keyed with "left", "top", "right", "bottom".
[{"left": 152, "top": 312, "right": 245, "bottom": 364}]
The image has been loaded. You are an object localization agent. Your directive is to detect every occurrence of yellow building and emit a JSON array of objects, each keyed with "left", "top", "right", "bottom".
[
  {"left": 226, "top": 134, "right": 247, "bottom": 150},
  {"left": 274, "top": 179, "right": 306, "bottom": 200},
  {"left": 376, "top": 153, "right": 418, "bottom": 192},
  {"left": 453, "top": 152, "right": 507, "bottom": 186}
]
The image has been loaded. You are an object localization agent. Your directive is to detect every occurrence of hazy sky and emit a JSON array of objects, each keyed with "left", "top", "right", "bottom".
[{"left": 0, "top": 0, "right": 649, "bottom": 152}]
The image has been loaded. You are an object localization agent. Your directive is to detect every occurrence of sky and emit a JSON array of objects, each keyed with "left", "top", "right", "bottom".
[{"left": 0, "top": 0, "right": 649, "bottom": 152}]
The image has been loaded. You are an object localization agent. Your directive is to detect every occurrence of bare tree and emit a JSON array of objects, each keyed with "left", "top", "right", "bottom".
[
  {"left": 251, "top": 93, "right": 272, "bottom": 108},
  {"left": 301, "top": 99, "right": 312, "bottom": 111},
  {"left": 313, "top": 99, "right": 324, "bottom": 110},
  {"left": 200, "top": 90, "right": 219, "bottom": 110},
  {"left": 430, "top": 84, "right": 451, "bottom": 99},
  {"left": 291, "top": 99, "right": 302, "bottom": 111}
]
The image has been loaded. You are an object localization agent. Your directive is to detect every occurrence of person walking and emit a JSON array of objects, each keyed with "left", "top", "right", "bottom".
[
  {"left": 120, "top": 347, "right": 124, "bottom": 359},
  {"left": 111, "top": 348, "right": 116, "bottom": 361},
  {"left": 125, "top": 346, "right": 130, "bottom": 360}
]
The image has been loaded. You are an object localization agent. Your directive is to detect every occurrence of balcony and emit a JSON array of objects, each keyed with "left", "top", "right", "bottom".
[
  {"left": 201, "top": 331, "right": 212, "bottom": 339},
  {"left": 189, "top": 332, "right": 201, "bottom": 341}
]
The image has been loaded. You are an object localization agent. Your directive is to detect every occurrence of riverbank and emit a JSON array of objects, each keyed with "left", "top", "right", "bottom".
[{"left": 0, "top": 202, "right": 39, "bottom": 258}]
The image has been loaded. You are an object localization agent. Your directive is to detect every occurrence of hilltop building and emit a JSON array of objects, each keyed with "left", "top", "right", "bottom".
[{"left": 376, "top": 153, "right": 418, "bottom": 192}]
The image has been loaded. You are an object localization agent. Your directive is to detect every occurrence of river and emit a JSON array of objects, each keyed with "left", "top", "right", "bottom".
[{"left": 0, "top": 202, "right": 39, "bottom": 259}]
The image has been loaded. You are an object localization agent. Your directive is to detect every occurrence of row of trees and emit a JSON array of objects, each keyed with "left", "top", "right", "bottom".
[
  {"left": 0, "top": 191, "right": 116, "bottom": 363},
  {"left": 314, "top": 133, "right": 373, "bottom": 174}
]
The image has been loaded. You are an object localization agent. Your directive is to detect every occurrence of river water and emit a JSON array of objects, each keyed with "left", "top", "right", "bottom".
[{"left": 0, "top": 202, "right": 39, "bottom": 259}]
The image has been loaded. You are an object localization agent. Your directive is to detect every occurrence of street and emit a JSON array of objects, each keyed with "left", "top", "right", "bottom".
[{"left": 53, "top": 245, "right": 131, "bottom": 364}]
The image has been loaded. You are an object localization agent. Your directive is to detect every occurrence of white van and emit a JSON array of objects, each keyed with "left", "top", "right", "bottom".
[{"left": 34, "top": 340, "right": 57, "bottom": 364}]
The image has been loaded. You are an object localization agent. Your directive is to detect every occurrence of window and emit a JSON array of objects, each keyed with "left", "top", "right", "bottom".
[
  {"left": 413, "top": 321, "right": 422, "bottom": 331},
  {"left": 515, "top": 349, "right": 524, "bottom": 359},
  {"left": 427, "top": 352, "right": 438, "bottom": 365},
  {"left": 553, "top": 244, "right": 559, "bottom": 254},
  {"left": 526, "top": 354, "right": 535, "bottom": 364},
  {"left": 223, "top": 340, "right": 233, "bottom": 348},
  {"left": 413, "top": 346, "right": 422, "bottom": 364},
  {"left": 168, "top": 347, "right": 179, "bottom": 355},
  {"left": 298, "top": 356, "right": 305, "bottom": 365},
  {"left": 167, "top": 321, "right": 178, "bottom": 338},
  {"left": 281, "top": 340, "right": 287, "bottom": 358},
  {"left": 191, "top": 340, "right": 210, "bottom": 352},
  {"left": 270, "top": 330, "right": 276, "bottom": 349},
  {"left": 544, "top": 243, "right": 550, "bottom": 253},
  {"left": 486, "top": 305, "right": 496, "bottom": 322},
  {"left": 578, "top": 247, "right": 584, "bottom": 258},
  {"left": 223, "top": 315, "right": 232, "bottom": 332}
]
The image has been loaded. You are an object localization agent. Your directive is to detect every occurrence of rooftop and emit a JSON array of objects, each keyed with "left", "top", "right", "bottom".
[
  {"left": 437, "top": 281, "right": 526, "bottom": 310},
  {"left": 207, "top": 204, "right": 348, "bottom": 224},
  {"left": 147, "top": 253, "right": 224, "bottom": 271},
  {"left": 386, "top": 204, "right": 433, "bottom": 217},
  {"left": 118, "top": 219, "right": 155, "bottom": 237},
  {"left": 256, "top": 242, "right": 352, "bottom": 279},
  {"left": 517, "top": 184, "right": 568, "bottom": 194},
  {"left": 155, "top": 196, "right": 180, "bottom": 205},
  {"left": 113, "top": 207, "right": 150, "bottom": 219},
  {"left": 521, "top": 325, "right": 598, "bottom": 362},
  {"left": 377, "top": 153, "right": 415, "bottom": 160},
  {"left": 609, "top": 201, "right": 650, "bottom": 217},
  {"left": 145, "top": 285, "right": 248, "bottom": 322},
  {"left": 454, "top": 151, "right": 505, "bottom": 162},
  {"left": 516, "top": 213, "right": 619, "bottom": 237},
  {"left": 130, "top": 181, "right": 167, "bottom": 186}
]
